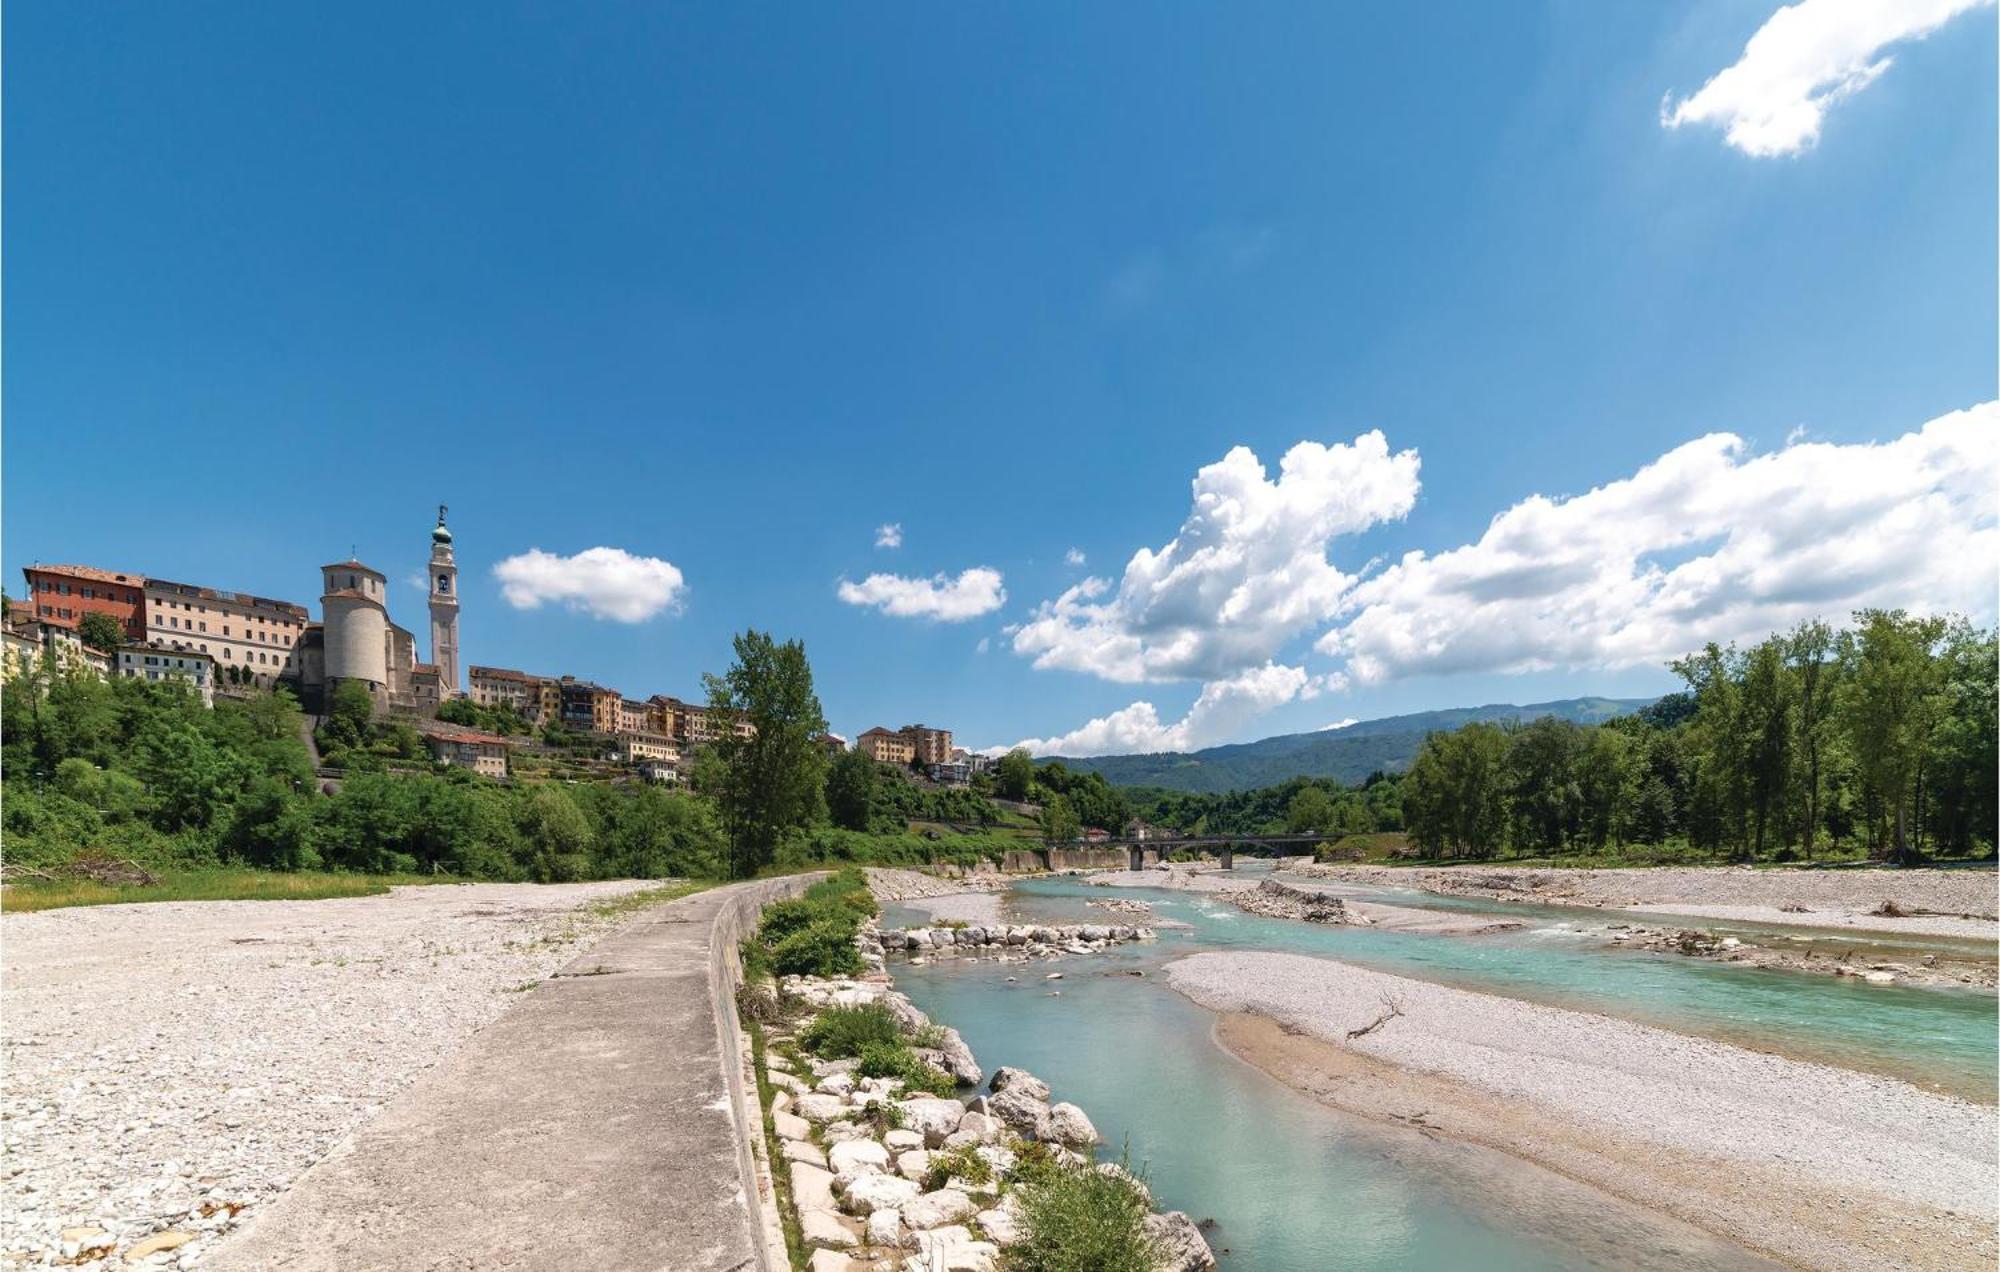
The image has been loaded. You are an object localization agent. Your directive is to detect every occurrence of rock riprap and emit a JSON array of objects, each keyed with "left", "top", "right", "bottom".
[
  {"left": 881, "top": 922, "right": 1154, "bottom": 961},
  {"left": 757, "top": 910, "right": 1213, "bottom": 1271}
]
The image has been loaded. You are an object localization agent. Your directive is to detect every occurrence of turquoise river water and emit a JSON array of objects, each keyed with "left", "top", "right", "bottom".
[{"left": 885, "top": 868, "right": 1996, "bottom": 1270}]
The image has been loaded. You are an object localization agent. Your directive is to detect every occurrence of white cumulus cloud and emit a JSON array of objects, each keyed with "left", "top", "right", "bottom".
[
  {"left": 1065, "top": 547, "right": 1087, "bottom": 566},
  {"left": 1010, "top": 431, "right": 1421, "bottom": 684},
  {"left": 837, "top": 567, "right": 1006, "bottom": 622},
  {"left": 1007, "top": 663, "right": 1329, "bottom": 757},
  {"left": 875, "top": 523, "right": 903, "bottom": 549},
  {"left": 492, "top": 546, "right": 686, "bottom": 623},
  {"left": 1662, "top": 0, "right": 1992, "bottom": 156},
  {"left": 1317, "top": 401, "right": 2000, "bottom": 684}
]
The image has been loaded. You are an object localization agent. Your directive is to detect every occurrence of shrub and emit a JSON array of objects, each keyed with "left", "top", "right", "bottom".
[
  {"left": 770, "top": 919, "right": 864, "bottom": 978},
  {"left": 1005, "top": 1161, "right": 1159, "bottom": 1272},
  {"left": 800, "top": 1004, "right": 903, "bottom": 1057},
  {"left": 856, "top": 1041, "right": 957, "bottom": 1098},
  {"left": 923, "top": 1141, "right": 994, "bottom": 1191}
]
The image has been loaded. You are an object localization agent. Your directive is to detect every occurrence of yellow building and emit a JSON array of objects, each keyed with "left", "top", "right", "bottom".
[{"left": 857, "top": 726, "right": 916, "bottom": 765}]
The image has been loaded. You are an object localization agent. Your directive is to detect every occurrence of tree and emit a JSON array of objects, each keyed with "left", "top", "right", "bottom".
[
  {"left": 704, "top": 629, "right": 829, "bottom": 878},
  {"left": 1041, "top": 793, "right": 1080, "bottom": 844},
  {"left": 1285, "top": 786, "right": 1336, "bottom": 836},
  {"left": 824, "top": 747, "right": 878, "bottom": 832},
  {"left": 1403, "top": 724, "right": 1507, "bottom": 858},
  {"left": 323, "top": 680, "right": 376, "bottom": 751},
  {"left": 996, "top": 749, "right": 1034, "bottom": 801},
  {"left": 77, "top": 611, "right": 125, "bottom": 654},
  {"left": 1786, "top": 619, "right": 1836, "bottom": 860},
  {"left": 1840, "top": 609, "right": 1946, "bottom": 865}
]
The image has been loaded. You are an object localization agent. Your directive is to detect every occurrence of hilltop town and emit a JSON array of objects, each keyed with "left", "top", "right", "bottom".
[{"left": 4, "top": 507, "right": 987, "bottom": 791}]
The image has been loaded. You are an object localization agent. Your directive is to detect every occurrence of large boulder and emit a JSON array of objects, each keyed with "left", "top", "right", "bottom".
[
  {"left": 987, "top": 1084, "right": 1051, "bottom": 1139},
  {"left": 1045, "top": 1102, "right": 1100, "bottom": 1147},
  {"left": 865, "top": 1207, "right": 903, "bottom": 1249},
  {"left": 955, "top": 1112, "right": 1005, "bottom": 1143},
  {"left": 898, "top": 1097, "right": 965, "bottom": 1147},
  {"left": 800, "top": 1209, "right": 858, "bottom": 1249},
  {"left": 827, "top": 1138, "right": 891, "bottom": 1183},
  {"left": 1144, "top": 1211, "right": 1217, "bottom": 1271},
  {"left": 903, "top": 1187, "right": 977, "bottom": 1231},
  {"left": 905, "top": 1225, "right": 998, "bottom": 1272},
  {"left": 975, "top": 1196, "right": 1025, "bottom": 1247},
  {"left": 791, "top": 1162, "right": 837, "bottom": 1213},
  {"left": 883, "top": 1128, "right": 925, "bottom": 1152},
  {"left": 987, "top": 1067, "right": 1050, "bottom": 1101},
  {"left": 935, "top": 1028, "right": 983, "bottom": 1086},
  {"left": 793, "top": 1092, "right": 849, "bottom": 1124},
  {"left": 842, "top": 1171, "right": 921, "bottom": 1217}
]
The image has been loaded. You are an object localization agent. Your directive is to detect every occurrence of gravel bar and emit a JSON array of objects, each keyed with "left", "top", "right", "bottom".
[
  {"left": 1164, "top": 950, "right": 1997, "bottom": 1220},
  {"left": 0, "top": 880, "right": 654, "bottom": 1269}
]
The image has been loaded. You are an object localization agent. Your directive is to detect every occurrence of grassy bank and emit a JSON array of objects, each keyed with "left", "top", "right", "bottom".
[{"left": 0, "top": 867, "right": 451, "bottom": 913}]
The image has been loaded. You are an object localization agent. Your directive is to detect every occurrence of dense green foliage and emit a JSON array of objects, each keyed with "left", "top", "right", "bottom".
[
  {"left": 1400, "top": 613, "right": 1995, "bottom": 863},
  {"left": 2, "top": 664, "right": 729, "bottom": 881},
  {"left": 77, "top": 611, "right": 125, "bottom": 654},
  {"left": 796, "top": 1001, "right": 956, "bottom": 1096},
  {"left": 748, "top": 867, "right": 876, "bottom": 977},
  {"left": 1005, "top": 1156, "right": 1159, "bottom": 1272},
  {"left": 1128, "top": 773, "right": 1403, "bottom": 838},
  {"left": 435, "top": 696, "right": 534, "bottom": 736}
]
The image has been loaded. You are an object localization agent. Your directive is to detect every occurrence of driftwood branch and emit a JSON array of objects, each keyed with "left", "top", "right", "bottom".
[{"left": 1345, "top": 993, "right": 1406, "bottom": 1041}]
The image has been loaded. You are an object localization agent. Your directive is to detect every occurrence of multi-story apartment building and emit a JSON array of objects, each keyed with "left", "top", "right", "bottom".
[
  {"left": 814, "top": 733, "right": 848, "bottom": 758},
  {"left": 899, "top": 724, "right": 954, "bottom": 768},
  {"left": 559, "top": 678, "right": 620, "bottom": 733},
  {"left": 857, "top": 726, "right": 916, "bottom": 765},
  {"left": 21, "top": 565, "right": 147, "bottom": 641},
  {"left": 618, "top": 733, "right": 680, "bottom": 765},
  {"left": 115, "top": 643, "right": 216, "bottom": 707},
  {"left": 616, "top": 698, "right": 653, "bottom": 737},
  {"left": 144, "top": 578, "right": 310, "bottom": 689},
  {"left": 648, "top": 695, "right": 754, "bottom": 747},
  {"left": 469, "top": 665, "right": 558, "bottom": 725}
]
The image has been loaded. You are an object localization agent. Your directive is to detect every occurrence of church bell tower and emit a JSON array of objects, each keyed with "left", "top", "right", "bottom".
[{"left": 428, "top": 505, "right": 461, "bottom": 698}]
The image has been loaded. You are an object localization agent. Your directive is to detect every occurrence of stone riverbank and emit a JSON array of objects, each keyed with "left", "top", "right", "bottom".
[{"left": 752, "top": 913, "right": 1212, "bottom": 1271}]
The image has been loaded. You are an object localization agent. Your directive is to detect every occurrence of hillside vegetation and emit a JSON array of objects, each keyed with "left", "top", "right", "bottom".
[{"left": 1060, "top": 697, "right": 1655, "bottom": 793}]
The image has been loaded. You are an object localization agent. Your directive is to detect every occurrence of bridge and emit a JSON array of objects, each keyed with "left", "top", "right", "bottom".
[{"left": 1075, "top": 834, "right": 1326, "bottom": 871}]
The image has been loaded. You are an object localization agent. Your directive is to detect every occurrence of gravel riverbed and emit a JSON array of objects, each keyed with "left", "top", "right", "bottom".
[
  {"left": 1166, "top": 950, "right": 1998, "bottom": 1270},
  {"left": 0, "top": 880, "right": 654, "bottom": 1269}
]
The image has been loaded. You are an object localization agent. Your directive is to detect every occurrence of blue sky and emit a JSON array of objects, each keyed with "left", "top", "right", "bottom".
[{"left": 7, "top": 1, "right": 1995, "bottom": 754}]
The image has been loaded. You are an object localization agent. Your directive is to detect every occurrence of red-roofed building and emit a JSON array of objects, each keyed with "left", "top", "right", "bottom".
[{"left": 21, "top": 564, "right": 147, "bottom": 641}]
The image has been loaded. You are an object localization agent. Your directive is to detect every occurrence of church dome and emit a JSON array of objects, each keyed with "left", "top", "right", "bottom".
[{"left": 432, "top": 523, "right": 453, "bottom": 545}]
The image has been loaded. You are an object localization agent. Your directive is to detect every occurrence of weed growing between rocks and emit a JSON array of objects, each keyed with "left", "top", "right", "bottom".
[{"left": 1005, "top": 1152, "right": 1160, "bottom": 1272}]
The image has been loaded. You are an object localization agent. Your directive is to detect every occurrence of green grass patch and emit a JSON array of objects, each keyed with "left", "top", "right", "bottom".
[
  {"left": 1004, "top": 1154, "right": 1159, "bottom": 1272},
  {"left": 800, "top": 1003, "right": 904, "bottom": 1057},
  {"left": 0, "top": 867, "right": 449, "bottom": 913},
  {"left": 748, "top": 867, "right": 876, "bottom": 978}
]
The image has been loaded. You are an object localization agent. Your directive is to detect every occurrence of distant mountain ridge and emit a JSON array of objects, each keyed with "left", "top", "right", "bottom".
[{"left": 1057, "top": 696, "right": 1658, "bottom": 793}]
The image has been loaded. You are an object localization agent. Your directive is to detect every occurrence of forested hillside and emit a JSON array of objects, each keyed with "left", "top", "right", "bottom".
[{"left": 1060, "top": 697, "right": 1656, "bottom": 793}]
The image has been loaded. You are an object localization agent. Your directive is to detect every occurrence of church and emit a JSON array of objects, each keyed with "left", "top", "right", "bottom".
[{"left": 294, "top": 507, "right": 462, "bottom": 716}]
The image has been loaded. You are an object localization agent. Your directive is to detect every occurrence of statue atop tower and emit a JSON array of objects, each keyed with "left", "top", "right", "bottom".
[{"left": 428, "top": 504, "right": 461, "bottom": 698}]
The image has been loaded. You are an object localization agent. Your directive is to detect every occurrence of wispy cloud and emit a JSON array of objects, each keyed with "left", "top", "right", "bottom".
[
  {"left": 1064, "top": 547, "right": 1087, "bottom": 567},
  {"left": 1663, "top": 0, "right": 1992, "bottom": 156},
  {"left": 492, "top": 546, "right": 686, "bottom": 622},
  {"left": 874, "top": 523, "right": 903, "bottom": 549}
]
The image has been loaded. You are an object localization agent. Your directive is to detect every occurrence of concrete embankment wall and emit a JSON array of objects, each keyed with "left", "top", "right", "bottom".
[
  {"left": 711, "top": 875, "right": 820, "bottom": 1272},
  {"left": 929, "top": 846, "right": 1136, "bottom": 876}
]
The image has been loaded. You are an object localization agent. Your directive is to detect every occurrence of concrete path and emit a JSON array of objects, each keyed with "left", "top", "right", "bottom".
[{"left": 206, "top": 877, "right": 804, "bottom": 1272}]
